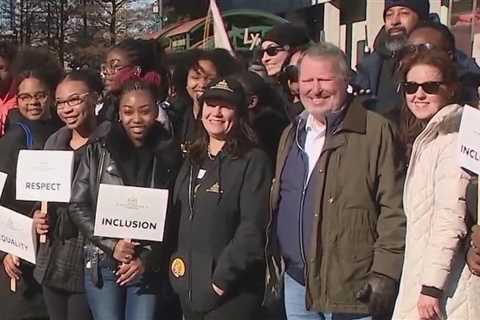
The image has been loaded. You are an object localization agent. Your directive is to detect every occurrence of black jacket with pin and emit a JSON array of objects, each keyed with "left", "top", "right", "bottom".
[
  {"left": 169, "top": 147, "right": 272, "bottom": 318},
  {"left": 69, "top": 122, "right": 180, "bottom": 276}
]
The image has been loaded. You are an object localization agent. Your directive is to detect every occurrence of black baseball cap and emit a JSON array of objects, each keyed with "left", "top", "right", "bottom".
[{"left": 200, "top": 77, "right": 247, "bottom": 113}]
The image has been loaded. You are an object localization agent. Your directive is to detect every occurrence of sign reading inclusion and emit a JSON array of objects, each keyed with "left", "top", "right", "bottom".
[{"left": 101, "top": 218, "right": 157, "bottom": 230}]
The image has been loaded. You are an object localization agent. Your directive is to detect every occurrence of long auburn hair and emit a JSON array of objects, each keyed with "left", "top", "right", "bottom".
[{"left": 398, "top": 49, "right": 459, "bottom": 159}]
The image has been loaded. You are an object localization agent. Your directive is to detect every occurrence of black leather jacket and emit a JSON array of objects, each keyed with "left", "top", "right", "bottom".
[{"left": 69, "top": 122, "right": 180, "bottom": 272}]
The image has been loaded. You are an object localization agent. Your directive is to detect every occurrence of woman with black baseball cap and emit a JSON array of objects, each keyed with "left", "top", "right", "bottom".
[{"left": 169, "top": 76, "right": 272, "bottom": 320}]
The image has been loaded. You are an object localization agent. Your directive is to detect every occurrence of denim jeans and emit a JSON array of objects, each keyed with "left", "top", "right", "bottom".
[
  {"left": 84, "top": 266, "right": 159, "bottom": 320},
  {"left": 284, "top": 273, "right": 372, "bottom": 320}
]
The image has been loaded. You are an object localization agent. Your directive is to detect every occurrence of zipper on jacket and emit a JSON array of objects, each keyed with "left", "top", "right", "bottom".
[
  {"left": 96, "top": 147, "right": 106, "bottom": 187},
  {"left": 187, "top": 165, "right": 195, "bottom": 302},
  {"left": 295, "top": 119, "right": 308, "bottom": 265}
]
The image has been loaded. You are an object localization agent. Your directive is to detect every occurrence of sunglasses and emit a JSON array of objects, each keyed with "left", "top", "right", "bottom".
[
  {"left": 402, "top": 81, "right": 444, "bottom": 94},
  {"left": 259, "top": 46, "right": 287, "bottom": 57}
]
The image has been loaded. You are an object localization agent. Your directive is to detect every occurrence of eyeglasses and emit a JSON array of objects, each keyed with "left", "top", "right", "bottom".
[
  {"left": 100, "top": 63, "right": 131, "bottom": 76},
  {"left": 55, "top": 92, "right": 90, "bottom": 110},
  {"left": 398, "top": 43, "right": 451, "bottom": 61},
  {"left": 402, "top": 81, "right": 444, "bottom": 94},
  {"left": 17, "top": 92, "right": 49, "bottom": 104},
  {"left": 259, "top": 46, "right": 287, "bottom": 57}
]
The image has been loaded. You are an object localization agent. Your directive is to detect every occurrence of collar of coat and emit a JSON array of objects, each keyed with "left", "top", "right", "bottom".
[
  {"left": 296, "top": 96, "right": 367, "bottom": 136},
  {"left": 424, "top": 103, "right": 463, "bottom": 136}
]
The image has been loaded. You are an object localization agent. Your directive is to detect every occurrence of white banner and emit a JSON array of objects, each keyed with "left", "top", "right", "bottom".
[
  {"left": 16, "top": 150, "right": 74, "bottom": 202},
  {"left": 94, "top": 184, "right": 169, "bottom": 242},
  {"left": 0, "top": 206, "right": 36, "bottom": 264},
  {"left": 210, "top": 0, "right": 234, "bottom": 54}
]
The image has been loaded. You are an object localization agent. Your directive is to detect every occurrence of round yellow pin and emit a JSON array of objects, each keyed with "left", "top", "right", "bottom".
[{"left": 171, "top": 258, "right": 186, "bottom": 278}]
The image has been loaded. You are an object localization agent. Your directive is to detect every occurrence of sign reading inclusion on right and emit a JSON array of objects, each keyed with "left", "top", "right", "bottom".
[
  {"left": 458, "top": 105, "right": 480, "bottom": 175},
  {"left": 94, "top": 184, "right": 169, "bottom": 242}
]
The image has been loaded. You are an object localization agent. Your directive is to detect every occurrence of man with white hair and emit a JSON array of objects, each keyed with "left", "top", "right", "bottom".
[{"left": 265, "top": 42, "right": 406, "bottom": 320}]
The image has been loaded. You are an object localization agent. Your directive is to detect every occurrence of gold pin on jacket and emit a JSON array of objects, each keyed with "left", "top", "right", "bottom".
[{"left": 171, "top": 258, "right": 186, "bottom": 278}]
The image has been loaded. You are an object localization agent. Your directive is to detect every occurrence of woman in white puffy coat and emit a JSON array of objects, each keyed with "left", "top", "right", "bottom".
[{"left": 393, "top": 49, "right": 480, "bottom": 320}]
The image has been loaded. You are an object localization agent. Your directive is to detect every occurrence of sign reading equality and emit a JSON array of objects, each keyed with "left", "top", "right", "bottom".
[
  {"left": 16, "top": 150, "right": 74, "bottom": 202},
  {"left": 458, "top": 105, "right": 480, "bottom": 175},
  {"left": 94, "top": 184, "right": 168, "bottom": 242},
  {"left": 0, "top": 206, "right": 36, "bottom": 264}
]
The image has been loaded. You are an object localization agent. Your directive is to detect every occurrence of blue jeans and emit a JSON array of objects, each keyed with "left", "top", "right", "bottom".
[
  {"left": 284, "top": 273, "right": 372, "bottom": 320},
  {"left": 84, "top": 267, "right": 159, "bottom": 320}
]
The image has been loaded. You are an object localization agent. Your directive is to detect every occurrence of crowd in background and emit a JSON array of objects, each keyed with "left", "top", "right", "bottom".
[{"left": 0, "top": 0, "right": 479, "bottom": 319}]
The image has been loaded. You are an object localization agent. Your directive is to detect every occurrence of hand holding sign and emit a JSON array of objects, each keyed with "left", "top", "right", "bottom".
[
  {"left": 3, "top": 254, "right": 20, "bottom": 292},
  {"left": 115, "top": 257, "right": 145, "bottom": 286},
  {"left": 113, "top": 239, "right": 138, "bottom": 264},
  {"left": 3, "top": 254, "right": 21, "bottom": 280},
  {"left": 33, "top": 207, "right": 48, "bottom": 236},
  {"left": 16, "top": 150, "right": 74, "bottom": 243}
]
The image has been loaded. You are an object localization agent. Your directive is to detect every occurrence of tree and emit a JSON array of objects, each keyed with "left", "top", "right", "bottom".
[{"left": 93, "top": 0, "right": 131, "bottom": 45}]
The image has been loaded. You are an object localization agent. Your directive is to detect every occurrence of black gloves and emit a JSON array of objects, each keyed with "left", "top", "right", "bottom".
[{"left": 356, "top": 272, "right": 398, "bottom": 319}]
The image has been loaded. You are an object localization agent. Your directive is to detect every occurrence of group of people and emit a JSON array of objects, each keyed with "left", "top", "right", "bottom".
[{"left": 0, "top": 0, "right": 479, "bottom": 319}]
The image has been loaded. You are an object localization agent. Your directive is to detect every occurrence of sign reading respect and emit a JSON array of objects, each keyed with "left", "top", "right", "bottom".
[
  {"left": 16, "top": 150, "right": 74, "bottom": 202},
  {"left": 94, "top": 184, "right": 169, "bottom": 242},
  {"left": 0, "top": 206, "right": 36, "bottom": 264}
]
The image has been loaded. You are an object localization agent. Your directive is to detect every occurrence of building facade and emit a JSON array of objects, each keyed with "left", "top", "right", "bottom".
[{"left": 159, "top": 0, "right": 479, "bottom": 66}]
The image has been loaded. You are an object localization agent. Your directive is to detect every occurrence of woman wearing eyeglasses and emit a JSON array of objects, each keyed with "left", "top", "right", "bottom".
[
  {"left": 31, "top": 69, "right": 104, "bottom": 320},
  {"left": 0, "top": 64, "right": 63, "bottom": 319},
  {"left": 392, "top": 50, "right": 480, "bottom": 320},
  {"left": 98, "top": 38, "right": 170, "bottom": 130}
]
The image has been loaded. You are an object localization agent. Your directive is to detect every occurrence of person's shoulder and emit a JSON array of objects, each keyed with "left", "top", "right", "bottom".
[
  {"left": 44, "top": 126, "right": 71, "bottom": 150},
  {"left": 1, "top": 122, "right": 29, "bottom": 145},
  {"left": 88, "top": 121, "right": 112, "bottom": 144},
  {"left": 243, "top": 147, "right": 271, "bottom": 166},
  {"left": 456, "top": 49, "right": 480, "bottom": 75},
  {"left": 356, "top": 51, "right": 383, "bottom": 69},
  {"left": 436, "top": 104, "right": 463, "bottom": 136}
]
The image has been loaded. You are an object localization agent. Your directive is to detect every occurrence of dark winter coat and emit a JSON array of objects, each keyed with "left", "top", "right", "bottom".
[
  {"left": 169, "top": 148, "right": 272, "bottom": 318},
  {"left": 352, "top": 45, "right": 480, "bottom": 116},
  {"left": 265, "top": 97, "right": 406, "bottom": 314},
  {"left": 0, "top": 109, "right": 60, "bottom": 320},
  {"left": 69, "top": 122, "right": 180, "bottom": 280},
  {"left": 33, "top": 126, "right": 88, "bottom": 293}
]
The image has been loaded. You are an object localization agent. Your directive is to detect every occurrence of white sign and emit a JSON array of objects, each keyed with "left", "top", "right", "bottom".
[
  {"left": 0, "top": 206, "right": 36, "bottom": 264},
  {"left": 16, "top": 150, "right": 74, "bottom": 202},
  {"left": 94, "top": 184, "right": 169, "bottom": 242},
  {"left": 0, "top": 171, "right": 7, "bottom": 196},
  {"left": 458, "top": 105, "right": 480, "bottom": 174}
]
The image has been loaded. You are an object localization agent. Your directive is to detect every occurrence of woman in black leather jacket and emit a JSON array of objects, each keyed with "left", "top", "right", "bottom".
[
  {"left": 69, "top": 79, "right": 180, "bottom": 320},
  {"left": 32, "top": 69, "right": 103, "bottom": 320}
]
